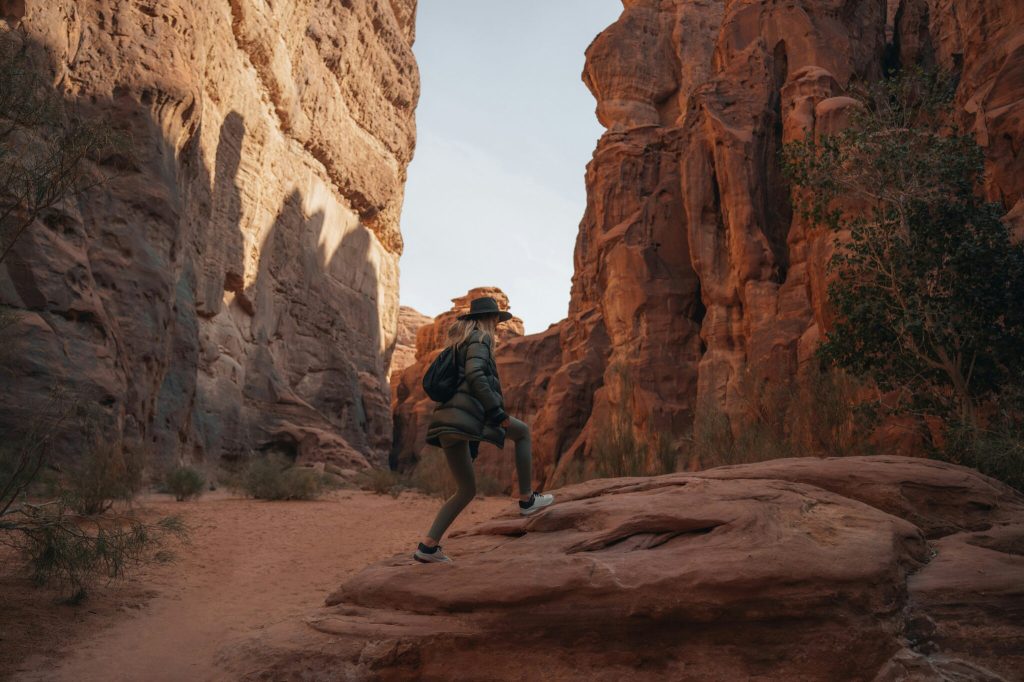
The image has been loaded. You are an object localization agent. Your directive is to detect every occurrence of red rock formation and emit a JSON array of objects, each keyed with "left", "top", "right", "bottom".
[
  {"left": 0, "top": 1, "right": 419, "bottom": 469},
  {"left": 488, "top": 0, "right": 1024, "bottom": 485},
  {"left": 387, "top": 305, "right": 431, "bottom": 384},
  {"left": 227, "top": 456, "right": 1024, "bottom": 680}
]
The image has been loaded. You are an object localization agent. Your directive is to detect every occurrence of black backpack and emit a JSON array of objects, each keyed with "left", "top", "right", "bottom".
[{"left": 422, "top": 343, "right": 462, "bottom": 403}]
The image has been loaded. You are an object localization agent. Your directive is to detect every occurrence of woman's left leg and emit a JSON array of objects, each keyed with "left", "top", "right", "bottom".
[
  {"left": 423, "top": 435, "right": 477, "bottom": 543},
  {"left": 505, "top": 416, "right": 533, "bottom": 497}
]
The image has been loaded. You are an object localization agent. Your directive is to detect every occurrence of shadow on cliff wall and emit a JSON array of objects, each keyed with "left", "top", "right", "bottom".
[
  {"left": 0, "top": 26, "right": 203, "bottom": 462},
  {"left": 239, "top": 185, "right": 386, "bottom": 464},
  {"left": 203, "top": 111, "right": 247, "bottom": 315},
  {"left": 0, "top": 27, "right": 390, "bottom": 468}
]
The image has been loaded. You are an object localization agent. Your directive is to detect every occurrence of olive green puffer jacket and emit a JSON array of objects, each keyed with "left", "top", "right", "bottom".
[{"left": 425, "top": 328, "right": 508, "bottom": 453}]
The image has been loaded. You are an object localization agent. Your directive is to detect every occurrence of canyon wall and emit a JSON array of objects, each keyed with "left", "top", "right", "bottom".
[
  {"left": 0, "top": 0, "right": 419, "bottom": 469},
  {"left": 520, "top": 0, "right": 1023, "bottom": 483},
  {"left": 390, "top": 0, "right": 1021, "bottom": 485}
]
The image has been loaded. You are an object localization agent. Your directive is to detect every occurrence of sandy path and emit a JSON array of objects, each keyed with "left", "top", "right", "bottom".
[{"left": 6, "top": 489, "right": 508, "bottom": 681}]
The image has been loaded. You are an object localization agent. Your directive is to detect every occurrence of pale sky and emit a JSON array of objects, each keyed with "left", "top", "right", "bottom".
[{"left": 398, "top": 0, "right": 623, "bottom": 334}]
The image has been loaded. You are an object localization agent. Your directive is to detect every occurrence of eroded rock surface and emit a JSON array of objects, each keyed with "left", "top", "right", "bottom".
[
  {"left": 230, "top": 456, "right": 1024, "bottom": 681},
  {"left": 1, "top": 1, "right": 419, "bottom": 468},
  {"left": 387, "top": 305, "right": 431, "bottom": 384}
]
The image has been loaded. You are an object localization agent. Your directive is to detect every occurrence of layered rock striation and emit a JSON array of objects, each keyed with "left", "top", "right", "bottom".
[
  {"left": 387, "top": 305, "right": 431, "bottom": 384},
  {"left": 497, "top": 0, "right": 1024, "bottom": 483},
  {"left": 230, "top": 457, "right": 1024, "bottom": 680},
  {"left": 1, "top": 1, "right": 419, "bottom": 468}
]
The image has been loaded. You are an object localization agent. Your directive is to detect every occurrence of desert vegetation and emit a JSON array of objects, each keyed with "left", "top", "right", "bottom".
[
  {"left": 228, "top": 453, "right": 327, "bottom": 501},
  {"left": 685, "top": 365, "right": 874, "bottom": 470},
  {"left": 0, "top": 26, "right": 185, "bottom": 602},
  {"left": 590, "top": 364, "right": 678, "bottom": 478},
  {"left": 556, "top": 362, "right": 870, "bottom": 486},
  {"left": 0, "top": 401, "right": 187, "bottom": 602},
  {"left": 162, "top": 465, "right": 206, "bottom": 502},
  {"left": 783, "top": 67, "right": 1024, "bottom": 489},
  {"left": 557, "top": 68, "right": 1023, "bottom": 490}
]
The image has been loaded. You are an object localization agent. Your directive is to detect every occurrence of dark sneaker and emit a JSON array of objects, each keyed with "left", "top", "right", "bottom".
[
  {"left": 519, "top": 490, "right": 554, "bottom": 516},
  {"left": 413, "top": 542, "right": 452, "bottom": 563}
]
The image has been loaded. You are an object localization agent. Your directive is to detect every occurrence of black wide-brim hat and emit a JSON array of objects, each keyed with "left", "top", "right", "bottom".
[{"left": 457, "top": 295, "right": 513, "bottom": 322}]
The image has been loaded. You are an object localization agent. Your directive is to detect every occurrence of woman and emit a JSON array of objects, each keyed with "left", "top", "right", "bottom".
[{"left": 412, "top": 295, "right": 554, "bottom": 563}]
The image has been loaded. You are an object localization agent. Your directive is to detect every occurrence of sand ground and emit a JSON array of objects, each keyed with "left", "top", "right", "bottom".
[{"left": 1, "top": 488, "right": 509, "bottom": 681}]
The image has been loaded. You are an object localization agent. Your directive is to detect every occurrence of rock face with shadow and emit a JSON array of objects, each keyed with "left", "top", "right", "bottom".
[
  {"left": 227, "top": 456, "right": 1024, "bottom": 681},
  {"left": 0, "top": 1, "right": 418, "bottom": 468},
  {"left": 485, "top": 0, "right": 1024, "bottom": 484},
  {"left": 387, "top": 305, "right": 432, "bottom": 385}
]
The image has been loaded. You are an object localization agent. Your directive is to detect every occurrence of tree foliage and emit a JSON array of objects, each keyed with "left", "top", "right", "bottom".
[{"left": 782, "top": 68, "right": 1024, "bottom": 422}]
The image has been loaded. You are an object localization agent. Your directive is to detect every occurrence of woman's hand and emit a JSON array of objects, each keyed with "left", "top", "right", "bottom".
[{"left": 501, "top": 417, "right": 510, "bottom": 428}]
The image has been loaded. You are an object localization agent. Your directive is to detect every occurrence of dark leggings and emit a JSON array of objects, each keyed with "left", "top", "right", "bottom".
[{"left": 425, "top": 416, "right": 533, "bottom": 542}]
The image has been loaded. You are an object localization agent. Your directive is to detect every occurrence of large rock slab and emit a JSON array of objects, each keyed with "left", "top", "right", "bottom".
[
  {"left": 229, "top": 456, "right": 1024, "bottom": 680},
  {"left": 1, "top": 0, "right": 419, "bottom": 469}
]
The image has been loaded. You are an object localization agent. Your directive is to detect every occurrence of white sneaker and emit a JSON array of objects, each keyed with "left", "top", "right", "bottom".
[
  {"left": 518, "top": 490, "right": 554, "bottom": 516},
  {"left": 412, "top": 543, "right": 452, "bottom": 563}
]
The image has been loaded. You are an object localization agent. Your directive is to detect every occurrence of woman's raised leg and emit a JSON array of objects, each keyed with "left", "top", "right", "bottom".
[
  {"left": 505, "top": 416, "right": 533, "bottom": 498},
  {"left": 423, "top": 435, "right": 477, "bottom": 543}
]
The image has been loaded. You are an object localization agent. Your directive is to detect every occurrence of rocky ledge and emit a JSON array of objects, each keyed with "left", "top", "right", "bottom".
[{"left": 231, "top": 456, "right": 1024, "bottom": 681}]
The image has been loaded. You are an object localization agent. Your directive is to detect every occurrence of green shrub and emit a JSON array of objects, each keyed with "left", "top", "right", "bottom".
[
  {"left": 238, "top": 454, "right": 323, "bottom": 501},
  {"left": 783, "top": 68, "right": 1024, "bottom": 424},
  {"left": 164, "top": 466, "right": 205, "bottom": 501}
]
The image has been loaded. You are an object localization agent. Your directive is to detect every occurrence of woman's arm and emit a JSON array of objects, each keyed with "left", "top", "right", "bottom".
[{"left": 464, "top": 337, "right": 507, "bottom": 425}]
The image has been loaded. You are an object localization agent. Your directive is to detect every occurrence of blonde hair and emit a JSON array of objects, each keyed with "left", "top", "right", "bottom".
[{"left": 446, "top": 314, "right": 498, "bottom": 350}]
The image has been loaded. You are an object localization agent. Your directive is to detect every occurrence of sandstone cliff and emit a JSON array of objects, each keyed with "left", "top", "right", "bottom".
[
  {"left": 0, "top": 1, "right": 419, "bottom": 468},
  {"left": 512, "top": 0, "right": 1022, "bottom": 483},
  {"left": 387, "top": 306, "right": 432, "bottom": 383}
]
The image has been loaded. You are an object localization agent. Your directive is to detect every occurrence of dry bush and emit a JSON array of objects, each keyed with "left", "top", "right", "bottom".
[
  {"left": 0, "top": 396, "right": 187, "bottom": 601},
  {"left": 408, "top": 446, "right": 458, "bottom": 499},
  {"left": 685, "top": 366, "right": 873, "bottom": 469},
  {"left": 5, "top": 503, "right": 186, "bottom": 602},
  {"left": 474, "top": 471, "right": 506, "bottom": 497},
  {"left": 60, "top": 434, "right": 146, "bottom": 516},
  {"left": 935, "top": 389, "right": 1024, "bottom": 492},
  {"left": 591, "top": 364, "right": 682, "bottom": 479},
  {"left": 355, "top": 467, "right": 405, "bottom": 495},
  {"left": 385, "top": 446, "right": 507, "bottom": 499},
  {"left": 236, "top": 454, "right": 324, "bottom": 501}
]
